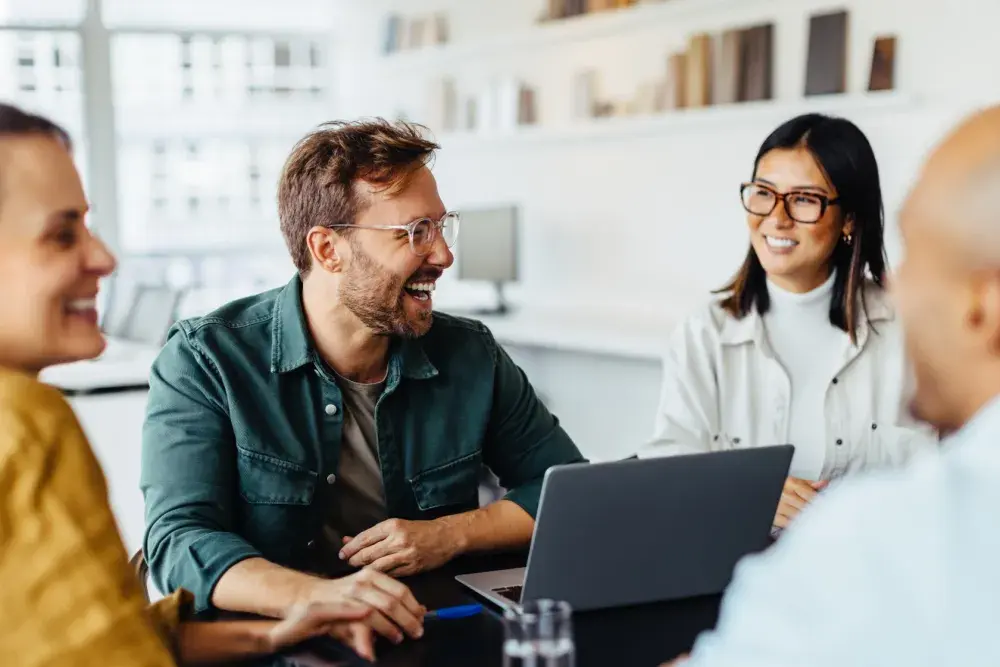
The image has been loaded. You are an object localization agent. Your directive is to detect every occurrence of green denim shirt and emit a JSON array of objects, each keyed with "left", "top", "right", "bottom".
[{"left": 140, "top": 276, "right": 584, "bottom": 611}]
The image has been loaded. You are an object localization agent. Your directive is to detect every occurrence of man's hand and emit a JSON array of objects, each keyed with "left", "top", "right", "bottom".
[
  {"left": 267, "top": 601, "right": 375, "bottom": 661},
  {"left": 339, "top": 518, "right": 463, "bottom": 577},
  {"left": 302, "top": 568, "right": 426, "bottom": 645},
  {"left": 774, "top": 477, "right": 828, "bottom": 529}
]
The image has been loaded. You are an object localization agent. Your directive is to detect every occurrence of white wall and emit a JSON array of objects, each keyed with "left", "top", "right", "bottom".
[
  {"left": 333, "top": 0, "right": 1000, "bottom": 316},
  {"left": 322, "top": 0, "right": 1000, "bottom": 459}
]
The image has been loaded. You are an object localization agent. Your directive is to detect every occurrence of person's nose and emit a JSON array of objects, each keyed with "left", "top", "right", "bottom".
[
  {"left": 85, "top": 230, "right": 117, "bottom": 277},
  {"left": 767, "top": 197, "right": 795, "bottom": 230},
  {"left": 425, "top": 232, "right": 454, "bottom": 270}
]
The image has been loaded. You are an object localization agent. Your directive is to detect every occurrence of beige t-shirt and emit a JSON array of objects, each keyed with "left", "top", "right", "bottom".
[{"left": 321, "top": 373, "right": 389, "bottom": 562}]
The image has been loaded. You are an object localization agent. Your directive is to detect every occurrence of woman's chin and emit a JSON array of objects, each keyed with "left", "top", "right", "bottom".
[{"left": 52, "top": 333, "right": 107, "bottom": 366}]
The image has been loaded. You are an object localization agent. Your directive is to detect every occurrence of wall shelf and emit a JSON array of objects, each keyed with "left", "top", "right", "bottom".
[
  {"left": 371, "top": 0, "right": 767, "bottom": 75},
  {"left": 431, "top": 91, "right": 918, "bottom": 149}
]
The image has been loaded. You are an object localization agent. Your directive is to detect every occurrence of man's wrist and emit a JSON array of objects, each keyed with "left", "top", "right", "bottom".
[
  {"left": 434, "top": 514, "right": 471, "bottom": 556},
  {"left": 291, "top": 572, "right": 328, "bottom": 608}
]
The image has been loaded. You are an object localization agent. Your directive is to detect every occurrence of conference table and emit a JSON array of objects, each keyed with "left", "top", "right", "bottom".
[{"left": 240, "top": 551, "right": 722, "bottom": 667}]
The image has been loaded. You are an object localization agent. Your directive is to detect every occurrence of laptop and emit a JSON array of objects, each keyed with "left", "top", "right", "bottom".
[{"left": 457, "top": 445, "right": 793, "bottom": 612}]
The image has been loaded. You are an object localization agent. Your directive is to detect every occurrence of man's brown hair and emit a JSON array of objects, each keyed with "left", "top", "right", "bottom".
[{"left": 277, "top": 118, "right": 439, "bottom": 274}]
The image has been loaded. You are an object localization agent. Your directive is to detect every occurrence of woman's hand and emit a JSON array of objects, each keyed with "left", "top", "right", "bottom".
[
  {"left": 176, "top": 601, "right": 375, "bottom": 664},
  {"left": 266, "top": 601, "right": 375, "bottom": 660},
  {"left": 773, "top": 477, "right": 828, "bottom": 529}
]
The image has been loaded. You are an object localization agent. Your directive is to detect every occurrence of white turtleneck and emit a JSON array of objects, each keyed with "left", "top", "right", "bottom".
[{"left": 763, "top": 272, "right": 850, "bottom": 480}]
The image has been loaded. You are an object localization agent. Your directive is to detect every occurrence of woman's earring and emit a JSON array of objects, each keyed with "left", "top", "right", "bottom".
[{"left": 843, "top": 233, "right": 853, "bottom": 245}]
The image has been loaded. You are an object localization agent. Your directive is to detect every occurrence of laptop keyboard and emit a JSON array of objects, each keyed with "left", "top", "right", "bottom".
[{"left": 494, "top": 585, "right": 523, "bottom": 603}]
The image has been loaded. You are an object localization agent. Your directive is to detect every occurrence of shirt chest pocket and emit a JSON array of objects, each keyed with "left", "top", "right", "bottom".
[
  {"left": 236, "top": 447, "right": 317, "bottom": 559},
  {"left": 408, "top": 451, "right": 482, "bottom": 518}
]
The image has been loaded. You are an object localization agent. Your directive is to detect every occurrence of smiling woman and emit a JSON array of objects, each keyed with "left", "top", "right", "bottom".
[
  {"left": 640, "top": 113, "right": 939, "bottom": 533},
  {"left": 0, "top": 103, "right": 378, "bottom": 665}
]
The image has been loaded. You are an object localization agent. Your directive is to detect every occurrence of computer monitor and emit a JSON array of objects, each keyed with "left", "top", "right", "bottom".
[{"left": 456, "top": 204, "right": 519, "bottom": 314}]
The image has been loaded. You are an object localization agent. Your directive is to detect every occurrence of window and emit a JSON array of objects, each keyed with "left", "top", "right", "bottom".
[
  {"left": 0, "top": 0, "right": 334, "bottom": 292},
  {"left": 112, "top": 27, "right": 330, "bottom": 254},
  {"left": 0, "top": 28, "right": 87, "bottom": 186}
]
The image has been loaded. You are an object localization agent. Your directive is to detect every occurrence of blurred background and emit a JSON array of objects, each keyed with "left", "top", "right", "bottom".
[{"left": 14, "top": 0, "right": 999, "bottom": 550}]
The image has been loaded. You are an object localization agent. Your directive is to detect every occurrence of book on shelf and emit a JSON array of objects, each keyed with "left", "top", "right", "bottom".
[
  {"left": 586, "top": 0, "right": 618, "bottom": 11},
  {"left": 518, "top": 85, "right": 538, "bottom": 125},
  {"left": 714, "top": 29, "right": 743, "bottom": 105},
  {"left": 428, "top": 13, "right": 449, "bottom": 45},
  {"left": 382, "top": 14, "right": 402, "bottom": 54},
  {"left": 738, "top": 23, "right": 774, "bottom": 102},
  {"left": 407, "top": 17, "right": 427, "bottom": 50},
  {"left": 805, "top": 10, "right": 849, "bottom": 96},
  {"left": 666, "top": 51, "right": 688, "bottom": 109},
  {"left": 685, "top": 33, "right": 712, "bottom": 108},
  {"left": 868, "top": 35, "right": 896, "bottom": 91}
]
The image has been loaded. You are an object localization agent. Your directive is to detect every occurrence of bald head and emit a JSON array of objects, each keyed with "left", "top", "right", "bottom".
[
  {"left": 895, "top": 104, "right": 1000, "bottom": 432},
  {"left": 903, "top": 105, "right": 1000, "bottom": 266}
]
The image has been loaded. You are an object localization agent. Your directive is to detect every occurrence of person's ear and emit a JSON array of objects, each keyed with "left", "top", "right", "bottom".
[
  {"left": 842, "top": 214, "right": 855, "bottom": 240},
  {"left": 969, "top": 270, "right": 1000, "bottom": 354},
  {"left": 306, "top": 227, "right": 346, "bottom": 274}
]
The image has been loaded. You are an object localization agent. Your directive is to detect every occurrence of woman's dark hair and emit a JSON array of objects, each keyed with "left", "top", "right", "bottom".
[
  {"left": 0, "top": 103, "right": 71, "bottom": 149},
  {"left": 716, "top": 113, "right": 887, "bottom": 343}
]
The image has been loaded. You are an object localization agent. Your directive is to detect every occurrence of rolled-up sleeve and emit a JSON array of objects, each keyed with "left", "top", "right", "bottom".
[
  {"left": 481, "top": 334, "right": 586, "bottom": 518},
  {"left": 141, "top": 326, "right": 262, "bottom": 612}
]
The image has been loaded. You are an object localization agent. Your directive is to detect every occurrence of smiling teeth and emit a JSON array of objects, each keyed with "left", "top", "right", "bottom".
[
  {"left": 766, "top": 236, "right": 798, "bottom": 248},
  {"left": 405, "top": 282, "right": 435, "bottom": 292},
  {"left": 67, "top": 298, "right": 97, "bottom": 311}
]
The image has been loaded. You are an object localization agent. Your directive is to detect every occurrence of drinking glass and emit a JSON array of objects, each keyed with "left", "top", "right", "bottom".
[{"left": 502, "top": 599, "right": 575, "bottom": 667}]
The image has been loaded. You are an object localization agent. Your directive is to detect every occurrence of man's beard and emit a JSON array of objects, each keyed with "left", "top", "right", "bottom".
[{"left": 340, "top": 240, "right": 436, "bottom": 338}]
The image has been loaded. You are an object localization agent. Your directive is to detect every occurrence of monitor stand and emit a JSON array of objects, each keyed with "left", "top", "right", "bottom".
[{"left": 465, "top": 281, "right": 511, "bottom": 316}]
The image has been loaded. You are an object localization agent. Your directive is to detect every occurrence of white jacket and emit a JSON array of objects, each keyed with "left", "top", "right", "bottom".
[{"left": 641, "top": 286, "right": 937, "bottom": 479}]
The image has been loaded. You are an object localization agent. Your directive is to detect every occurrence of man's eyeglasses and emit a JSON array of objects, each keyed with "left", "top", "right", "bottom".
[
  {"left": 739, "top": 182, "right": 840, "bottom": 224},
  {"left": 329, "top": 211, "right": 460, "bottom": 256}
]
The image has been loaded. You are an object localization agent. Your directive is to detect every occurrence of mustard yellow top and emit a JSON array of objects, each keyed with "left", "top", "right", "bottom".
[{"left": 0, "top": 369, "right": 191, "bottom": 666}]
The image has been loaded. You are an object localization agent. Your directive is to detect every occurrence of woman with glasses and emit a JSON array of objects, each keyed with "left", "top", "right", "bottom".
[{"left": 641, "top": 113, "right": 936, "bottom": 531}]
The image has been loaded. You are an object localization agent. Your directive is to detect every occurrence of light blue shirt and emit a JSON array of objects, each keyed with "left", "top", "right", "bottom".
[{"left": 685, "top": 397, "right": 1000, "bottom": 667}]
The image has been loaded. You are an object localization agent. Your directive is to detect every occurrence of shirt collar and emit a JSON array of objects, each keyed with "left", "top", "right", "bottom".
[
  {"left": 270, "top": 276, "right": 312, "bottom": 373},
  {"left": 269, "top": 275, "right": 439, "bottom": 380}
]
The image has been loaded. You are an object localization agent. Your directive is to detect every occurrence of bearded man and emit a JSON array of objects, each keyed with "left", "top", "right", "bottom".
[{"left": 141, "top": 119, "right": 584, "bottom": 644}]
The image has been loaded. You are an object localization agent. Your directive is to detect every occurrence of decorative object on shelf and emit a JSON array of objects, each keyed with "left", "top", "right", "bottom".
[
  {"left": 572, "top": 69, "right": 599, "bottom": 119},
  {"left": 868, "top": 35, "right": 896, "bottom": 92},
  {"left": 805, "top": 10, "right": 849, "bottom": 96},
  {"left": 459, "top": 78, "right": 540, "bottom": 132},
  {"left": 714, "top": 29, "right": 743, "bottom": 105},
  {"left": 464, "top": 97, "right": 478, "bottom": 131},
  {"left": 738, "top": 23, "right": 774, "bottom": 102},
  {"left": 685, "top": 33, "right": 712, "bottom": 108},
  {"left": 383, "top": 12, "right": 450, "bottom": 54},
  {"left": 518, "top": 86, "right": 538, "bottom": 125},
  {"left": 426, "top": 77, "right": 459, "bottom": 133}
]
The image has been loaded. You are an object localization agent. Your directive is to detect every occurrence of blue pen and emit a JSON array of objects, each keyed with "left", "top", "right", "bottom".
[{"left": 425, "top": 603, "right": 484, "bottom": 620}]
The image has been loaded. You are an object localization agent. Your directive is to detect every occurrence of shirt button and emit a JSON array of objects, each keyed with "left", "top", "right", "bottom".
[
  {"left": 325, "top": 404, "right": 338, "bottom": 416},
  {"left": 836, "top": 438, "right": 844, "bottom": 446},
  {"left": 831, "top": 378, "right": 839, "bottom": 385},
  {"left": 326, "top": 473, "right": 337, "bottom": 485},
  {"left": 872, "top": 423, "right": 878, "bottom": 431}
]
